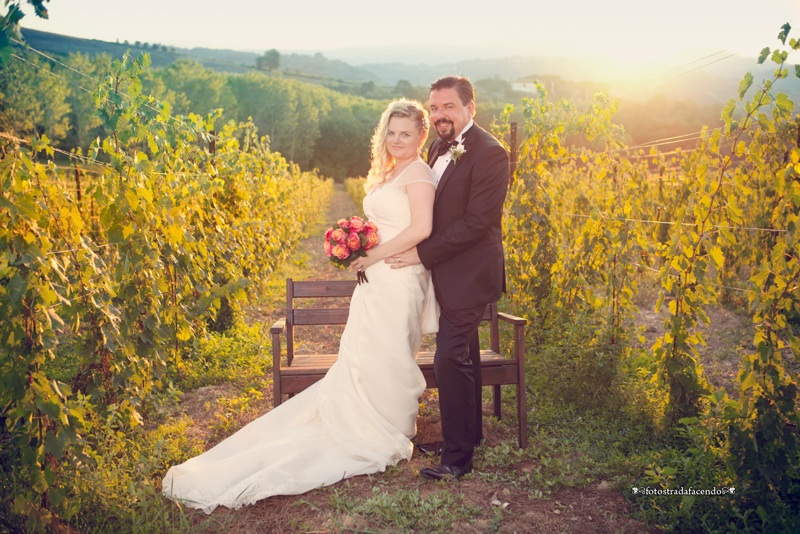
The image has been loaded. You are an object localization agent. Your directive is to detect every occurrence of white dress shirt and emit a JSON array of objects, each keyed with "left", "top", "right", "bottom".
[{"left": 433, "top": 119, "right": 474, "bottom": 186}]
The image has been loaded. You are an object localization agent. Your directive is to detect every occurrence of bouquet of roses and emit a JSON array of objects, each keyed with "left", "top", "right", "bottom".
[{"left": 324, "top": 215, "right": 379, "bottom": 283}]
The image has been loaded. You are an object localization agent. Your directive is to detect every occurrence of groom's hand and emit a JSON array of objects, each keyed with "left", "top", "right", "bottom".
[{"left": 387, "top": 247, "right": 421, "bottom": 269}]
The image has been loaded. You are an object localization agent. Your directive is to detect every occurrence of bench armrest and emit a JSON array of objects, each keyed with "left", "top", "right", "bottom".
[
  {"left": 270, "top": 317, "right": 286, "bottom": 334},
  {"left": 271, "top": 318, "right": 286, "bottom": 368},
  {"left": 497, "top": 311, "right": 527, "bottom": 326},
  {"left": 271, "top": 318, "right": 287, "bottom": 406}
]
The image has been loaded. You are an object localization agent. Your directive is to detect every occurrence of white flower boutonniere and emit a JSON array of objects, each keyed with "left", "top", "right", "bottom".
[{"left": 448, "top": 143, "right": 466, "bottom": 163}]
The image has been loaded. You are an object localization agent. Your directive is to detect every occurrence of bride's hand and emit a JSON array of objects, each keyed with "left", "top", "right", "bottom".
[
  {"left": 351, "top": 255, "right": 376, "bottom": 273},
  {"left": 387, "top": 248, "right": 421, "bottom": 269}
]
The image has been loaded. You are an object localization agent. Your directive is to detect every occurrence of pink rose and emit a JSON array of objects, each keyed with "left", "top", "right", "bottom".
[
  {"left": 324, "top": 239, "right": 333, "bottom": 257},
  {"left": 347, "top": 232, "right": 362, "bottom": 251},
  {"left": 324, "top": 227, "right": 333, "bottom": 240},
  {"left": 337, "top": 218, "right": 350, "bottom": 229},
  {"left": 332, "top": 244, "right": 350, "bottom": 260},
  {"left": 349, "top": 216, "right": 366, "bottom": 232},
  {"left": 331, "top": 228, "right": 348, "bottom": 243},
  {"left": 365, "top": 230, "right": 379, "bottom": 250},
  {"left": 365, "top": 221, "right": 378, "bottom": 233}
]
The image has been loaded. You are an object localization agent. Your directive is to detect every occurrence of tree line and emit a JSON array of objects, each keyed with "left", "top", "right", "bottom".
[
  {"left": 1, "top": 44, "right": 730, "bottom": 181},
  {"left": 0, "top": 49, "right": 388, "bottom": 180}
]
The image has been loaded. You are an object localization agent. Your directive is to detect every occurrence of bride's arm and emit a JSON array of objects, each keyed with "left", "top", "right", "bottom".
[{"left": 360, "top": 177, "right": 434, "bottom": 269}]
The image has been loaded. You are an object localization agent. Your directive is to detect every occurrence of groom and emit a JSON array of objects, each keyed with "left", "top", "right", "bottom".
[{"left": 389, "top": 75, "right": 510, "bottom": 480}]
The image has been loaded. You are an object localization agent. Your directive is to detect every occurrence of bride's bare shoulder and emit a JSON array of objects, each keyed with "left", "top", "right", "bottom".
[{"left": 397, "top": 160, "right": 434, "bottom": 187}]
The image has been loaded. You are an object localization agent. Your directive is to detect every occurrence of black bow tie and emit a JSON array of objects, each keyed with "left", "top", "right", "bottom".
[{"left": 436, "top": 140, "right": 458, "bottom": 158}]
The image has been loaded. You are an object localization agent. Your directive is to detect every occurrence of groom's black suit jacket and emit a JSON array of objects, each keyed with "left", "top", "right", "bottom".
[{"left": 417, "top": 123, "right": 509, "bottom": 311}]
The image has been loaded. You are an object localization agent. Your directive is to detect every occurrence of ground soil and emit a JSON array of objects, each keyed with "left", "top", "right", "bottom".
[{"left": 175, "top": 185, "right": 750, "bottom": 533}]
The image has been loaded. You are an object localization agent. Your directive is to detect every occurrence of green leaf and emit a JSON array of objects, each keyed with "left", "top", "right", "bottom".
[
  {"left": 779, "top": 23, "right": 791, "bottom": 45},
  {"left": 741, "top": 370, "right": 756, "bottom": 391},
  {"left": 738, "top": 73, "right": 753, "bottom": 100},
  {"left": 758, "top": 47, "right": 770, "bottom": 64},
  {"left": 720, "top": 98, "right": 736, "bottom": 129},
  {"left": 775, "top": 93, "right": 794, "bottom": 116}
]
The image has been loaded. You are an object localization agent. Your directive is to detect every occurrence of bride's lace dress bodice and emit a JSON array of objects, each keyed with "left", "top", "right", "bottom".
[{"left": 162, "top": 159, "right": 437, "bottom": 513}]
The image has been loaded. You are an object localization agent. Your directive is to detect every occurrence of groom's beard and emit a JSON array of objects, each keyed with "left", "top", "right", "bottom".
[{"left": 434, "top": 119, "right": 456, "bottom": 142}]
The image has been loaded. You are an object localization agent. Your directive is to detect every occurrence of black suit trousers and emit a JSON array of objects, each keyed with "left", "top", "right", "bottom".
[{"left": 435, "top": 304, "right": 484, "bottom": 467}]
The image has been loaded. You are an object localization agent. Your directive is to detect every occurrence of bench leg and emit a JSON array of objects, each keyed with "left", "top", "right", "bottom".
[
  {"left": 517, "top": 382, "right": 527, "bottom": 449},
  {"left": 273, "top": 369, "right": 282, "bottom": 407},
  {"left": 493, "top": 385, "right": 501, "bottom": 419}
]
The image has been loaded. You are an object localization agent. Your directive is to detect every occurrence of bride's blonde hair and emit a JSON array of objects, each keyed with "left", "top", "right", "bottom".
[{"left": 365, "top": 99, "right": 429, "bottom": 191}]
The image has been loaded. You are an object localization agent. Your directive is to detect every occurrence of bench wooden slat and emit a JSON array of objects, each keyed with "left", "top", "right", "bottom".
[
  {"left": 272, "top": 277, "right": 528, "bottom": 449},
  {"left": 282, "top": 350, "right": 517, "bottom": 375},
  {"left": 279, "top": 351, "right": 521, "bottom": 390},
  {"left": 292, "top": 308, "right": 349, "bottom": 325},
  {"left": 291, "top": 280, "right": 358, "bottom": 298}
]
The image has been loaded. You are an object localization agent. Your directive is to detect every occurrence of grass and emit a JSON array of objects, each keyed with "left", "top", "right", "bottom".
[{"left": 327, "top": 486, "right": 484, "bottom": 533}]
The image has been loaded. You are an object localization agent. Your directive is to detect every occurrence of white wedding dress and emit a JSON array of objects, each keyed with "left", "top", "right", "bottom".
[{"left": 162, "top": 160, "right": 438, "bottom": 513}]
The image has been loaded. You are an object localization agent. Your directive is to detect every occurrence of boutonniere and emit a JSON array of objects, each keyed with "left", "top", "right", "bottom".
[{"left": 448, "top": 143, "right": 466, "bottom": 163}]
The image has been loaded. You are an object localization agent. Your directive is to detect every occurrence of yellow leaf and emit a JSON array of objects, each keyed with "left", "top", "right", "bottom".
[
  {"left": 709, "top": 246, "right": 724, "bottom": 269},
  {"left": 125, "top": 189, "right": 139, "bottom": 211},
  {"left": 70, "top": 206, "right": 83, "bottom": 233},
  {"left": 123, "top": 224, "right": 135, "bottom": 239},
  {"left": 176, "top": 326, "right": 191, "bottom": 341},
  {"left": 166, "top": 224, "right": 184, "bottom": 246},
  {"left": 138, "top": 187, "right": 153, "bottom": 204},
  {"left": 39, "top": 286, "right": 58, "bottom": 305}
]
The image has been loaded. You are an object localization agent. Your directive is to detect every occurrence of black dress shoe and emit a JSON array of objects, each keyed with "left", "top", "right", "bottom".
[
  {"left": 420, "top": 462, "right": 473, "bottom": 481},
  {"left": 414, "top": 442, "right": 443, "bottom": 456}
]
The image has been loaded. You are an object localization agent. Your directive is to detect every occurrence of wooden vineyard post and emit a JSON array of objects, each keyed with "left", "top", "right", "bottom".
[{"left": 509, "top": 122, "right": 518, "bottom": 183}]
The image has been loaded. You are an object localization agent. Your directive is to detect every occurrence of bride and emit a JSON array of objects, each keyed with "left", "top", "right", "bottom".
[{"left": 162, "top": 99, "right": 438, "bottom": 513}]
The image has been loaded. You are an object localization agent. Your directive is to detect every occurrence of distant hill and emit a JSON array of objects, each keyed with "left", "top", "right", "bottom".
[
  {"left": 19, "top": 28, "right": 379, "bottom": 81},
  {"left": 21, "top": 28, "right": 186, "bottom": 69},
  {"left": 18, "top": 28, "right": 800, "bottom": 106}
]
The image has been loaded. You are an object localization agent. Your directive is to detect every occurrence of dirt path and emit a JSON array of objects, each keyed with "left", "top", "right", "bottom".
[{"left": 185, "top": 183, "right": 651, "bottom": 533}]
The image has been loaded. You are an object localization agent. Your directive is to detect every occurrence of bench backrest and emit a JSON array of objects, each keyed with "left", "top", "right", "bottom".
[{"left": 285, "top": 277, "right": 500, "bottom": 363}]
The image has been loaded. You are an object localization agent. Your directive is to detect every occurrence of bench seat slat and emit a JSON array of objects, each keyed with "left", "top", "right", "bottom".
[
  {"left": 280, "top": 351, "right": 521, "bottom": 390},
  {"left": 282, "top": 350, "right": 517, "bottom": 375}
]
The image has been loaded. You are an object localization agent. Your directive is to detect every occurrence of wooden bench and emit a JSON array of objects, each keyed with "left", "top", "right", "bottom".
[{"left": 270, "top": 278, "right": 528, "bottom": 448}]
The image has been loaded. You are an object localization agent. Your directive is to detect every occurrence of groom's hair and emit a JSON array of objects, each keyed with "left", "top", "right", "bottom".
[{"left": 430, "top": 76, "right": 474, "bottom": 107}]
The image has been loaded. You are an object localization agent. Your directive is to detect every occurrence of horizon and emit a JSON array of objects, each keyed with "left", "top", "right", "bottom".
[{"left": 19, "top": 0, "right": 800, "bottom": 67}]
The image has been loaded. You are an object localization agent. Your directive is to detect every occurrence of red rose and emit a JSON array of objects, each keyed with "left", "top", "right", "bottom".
[
  {"left": 332, "top": 243, "right": 350, "bottom": 260},
  {"left": 325, "top": 227, "right": 333, "bottom": 240},
  {"left": 331, "top": 228, "right": 348, "bottom": 243},
  {"left": 347, "top": 231, "right": 362, "bottom": 251}
]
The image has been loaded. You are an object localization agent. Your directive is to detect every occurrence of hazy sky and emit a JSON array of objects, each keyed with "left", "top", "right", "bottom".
[{"left": 20, "top": 0, "right": 800, "bottom": 64}]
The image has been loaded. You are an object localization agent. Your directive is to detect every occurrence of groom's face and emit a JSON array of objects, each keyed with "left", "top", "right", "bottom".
[{"left": 429, "top": 87, "right": 474, "bottom": 142}]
